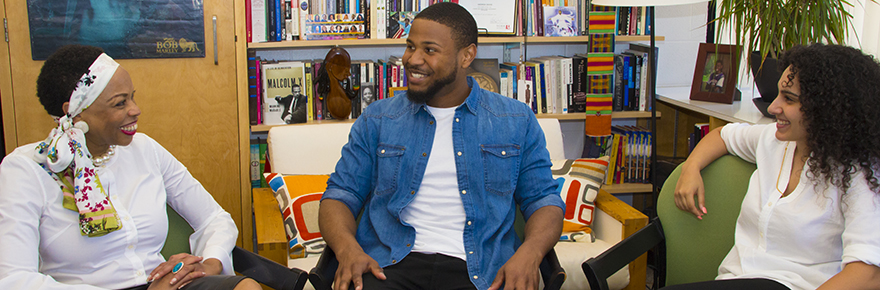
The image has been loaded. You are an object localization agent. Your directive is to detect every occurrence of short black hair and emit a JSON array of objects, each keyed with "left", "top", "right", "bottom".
[
  {"left": 414, "top": 2, "right": 477, "bottom": 50},
  {"left": 37, "top": 44, "right": 104, "bottom": 117}
]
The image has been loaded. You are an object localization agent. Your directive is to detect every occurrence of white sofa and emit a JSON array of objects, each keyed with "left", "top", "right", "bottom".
[{"left": 252, "top": 119, "right": 648, "bottom": 290}]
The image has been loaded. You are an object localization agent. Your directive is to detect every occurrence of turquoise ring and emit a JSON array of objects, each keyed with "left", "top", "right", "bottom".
[{"left": 172, "top": 262, "right": 184, "bottom": 273}]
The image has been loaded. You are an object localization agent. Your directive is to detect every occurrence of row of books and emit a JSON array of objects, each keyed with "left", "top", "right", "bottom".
[
  {"left": 612, "top": 43, "right": 657, "bottom": 112},
  {"left": 688, "top": 123, "right": 710, "bottom": 153},
  {"left": 589, "top": 5, "right": 653, "bottom": 37},
  {"left": 250, "top": 138, "right": 269, "bottom": 188},
  {"left": 495, "top": 56, "right": 587, "bottom": 114},
  {"left": 246, "top": 0, "right": 595, "bottom": 43},
  {"left": 592, "top": 126, "right": 652, "bottom": 185}
]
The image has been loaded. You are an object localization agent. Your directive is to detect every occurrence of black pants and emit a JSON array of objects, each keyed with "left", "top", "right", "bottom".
[
  {"left": 361, "top": 252, "right": 477, "bottom": 290},
  {"left": 661, "top": 278, "right": 790, "bottom": 290},
  {"left": 120, "top": 275, "right": 247, "bottom": 290}
]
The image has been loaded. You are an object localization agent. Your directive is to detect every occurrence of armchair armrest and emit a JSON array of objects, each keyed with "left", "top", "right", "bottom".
[
  {"left": 582, "top": 218, "right": 663, "bottom": 290},
  {"left": 253, "top": 188, "right": 289, "bottom": 266},
  {"left": 593, "top": 190, "right": 649, "bottom": 290}
]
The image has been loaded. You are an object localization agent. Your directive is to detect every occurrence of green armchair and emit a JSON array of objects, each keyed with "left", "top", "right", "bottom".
[
  {"left": 582, "top": 155, "right": 757, "bottom": 289},
  {"left": 163, "top": 206, "right": 309, "bottom": 290}
]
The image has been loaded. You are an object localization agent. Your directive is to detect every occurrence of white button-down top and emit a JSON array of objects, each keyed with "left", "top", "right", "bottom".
[{"left": 0, "top": 133, "right": 238, "bottom": 289}]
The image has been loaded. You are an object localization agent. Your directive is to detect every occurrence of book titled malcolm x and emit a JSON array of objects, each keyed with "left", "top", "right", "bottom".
[{"left": 261, "top": 61, "right": 306, "bottom": 125}]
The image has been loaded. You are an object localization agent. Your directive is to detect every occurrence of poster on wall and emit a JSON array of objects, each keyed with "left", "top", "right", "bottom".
[{"left": 27, "top": 0, "right": 206, "bottom": 60}]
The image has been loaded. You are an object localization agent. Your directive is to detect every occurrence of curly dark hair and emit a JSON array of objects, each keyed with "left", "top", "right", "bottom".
[
  {"left": 36, "top": 44, "right": 104, "bottom": 117},
  {"left": 413, "top": 2, "right": 477, "bottom": 50},
  {"left": 779, "top": 43, "right": 880, "bottom": 195}
]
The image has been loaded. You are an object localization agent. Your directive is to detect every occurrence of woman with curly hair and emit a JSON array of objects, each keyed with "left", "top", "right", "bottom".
[{"left": 671, "top": 43, "right": 880, "bottom": 290}]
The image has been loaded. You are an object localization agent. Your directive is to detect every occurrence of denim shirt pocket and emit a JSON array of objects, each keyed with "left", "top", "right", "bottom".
[
  {"left": 375, "top": 143, "right": 406, "bottom": 196},
  {"left": 480, "top": 144, "right": 521, "bottom": 196}
]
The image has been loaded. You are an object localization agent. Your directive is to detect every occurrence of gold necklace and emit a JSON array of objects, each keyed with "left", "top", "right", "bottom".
[{"left": 775, "top": 142, "right": 790, "bottom": 195}]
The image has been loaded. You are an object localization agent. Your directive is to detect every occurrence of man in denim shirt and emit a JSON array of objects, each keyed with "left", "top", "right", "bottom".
[{"left": 319, "top": 3, "right": 565, "bottom": 290}]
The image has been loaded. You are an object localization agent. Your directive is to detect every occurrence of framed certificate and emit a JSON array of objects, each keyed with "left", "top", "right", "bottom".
[{"left": 459, "top": 0, "right": 517, "bottom": 35}]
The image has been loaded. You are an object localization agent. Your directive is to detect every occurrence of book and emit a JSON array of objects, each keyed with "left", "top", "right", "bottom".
[
  {"left": 387, "top": 11, "right": 416, "bottom": 39},
  {"left": 468, "top": 58, "right": 501, "bottom": 94},
  {"left": 258, "top": 138, "right": 268, "bottom": 188},
  {"left": 250, "top": 140, "right": 261, "bottom": 188},
  {"left": 304, "top": 62, "right": 314, "bottom": 122},
  {"left": 543, "top": 5, "right": 579, "bottom": 37},
  {"left": 267, "top": 0, "right": 277, "bottom": 41},
  {"left": 261, "top": 61, "right": 306, "bottom": 125},
  {"left": 248, "top": 50, "right": 260, "bottom": 125},
  {"left": 571, "top": 55, "right": 587, "bottom": 113},
  {"left": 251, "top": 0, "right": 267, "bottom": 42},
  {"left": 361, "top": 62, "right": 376, "bottom": 112}
]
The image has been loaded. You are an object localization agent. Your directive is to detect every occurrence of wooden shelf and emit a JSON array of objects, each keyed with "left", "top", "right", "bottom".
[
  {"left": 247, "top": 35, "right": 665, "bottom": 49},
  {"left": 537, "top": 111, "right": 660, "bottom": 120},
  {"left": 602, "top": 183, "right": 654, "bottom": 194},
  {"left": 251, "top": 111, "right": 659, "bottom": 132}
]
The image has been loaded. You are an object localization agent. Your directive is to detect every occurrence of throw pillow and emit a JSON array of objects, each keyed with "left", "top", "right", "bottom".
[
  {"left": 264, "top": 173, "right": 328, "bottom": 259},
  {"left": 551, "top": 156, "right": 610, "bottom": 242}
]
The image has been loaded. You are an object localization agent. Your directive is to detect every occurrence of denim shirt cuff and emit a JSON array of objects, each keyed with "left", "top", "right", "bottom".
[
  {"left": 520, "top": 194, "right": 566, "bottom": 220},
  {"left": 321, "top": 187, "right": 364, "bottom": 216}
]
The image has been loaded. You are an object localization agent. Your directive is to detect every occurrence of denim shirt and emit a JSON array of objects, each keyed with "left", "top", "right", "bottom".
[{"left": 322, "top": 77, "right": 564, "bottom": 290}]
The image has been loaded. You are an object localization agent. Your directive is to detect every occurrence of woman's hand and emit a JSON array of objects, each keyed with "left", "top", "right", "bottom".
[
  {"left": 674, "top": 163, "right": 708, "bottom": 219},
  {"left": 148, "top": 253, "right": 223, "bottom": 289}
]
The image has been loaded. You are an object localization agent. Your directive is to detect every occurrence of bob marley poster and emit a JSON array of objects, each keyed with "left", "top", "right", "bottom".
[{"left": 27, "top": 0, "right": 205, "bottom": 60}]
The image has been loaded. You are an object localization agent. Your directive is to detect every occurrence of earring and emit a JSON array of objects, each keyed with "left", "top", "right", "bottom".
[{"left": 74, "top": 121, "right": 89, "bottom": 133}]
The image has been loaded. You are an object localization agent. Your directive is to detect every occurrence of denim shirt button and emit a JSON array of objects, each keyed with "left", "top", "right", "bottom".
[
  {"left": 422, "top": 153, "right": 427, "bottom": 157},
  {"left": 410, "top": 191, "right": 415, "bottom": 195},
  {"left": 468, "top": 251, "right": 473, "bottom": 254},
  {"left": 457, "top": 152, "right": 462, "bottom": 156},
  {"left": 461, "top": 190, "right": 466, "bottom": 194},
  {"left": 467, "top": 221, "right": 472, "bottom": 226},
  {"left": 473, "top": 276, "right": 478, "bottom": 279},
  {"left": 501, "top": 151, "right": 506, "bottom": 155},
  {"left": 381, "top": 149, "right": 386, "bottom": 154},
  {"left": 407, "top": 244, "right": 411, "bottom": 247},
  {"left": 455, "top": 118, "right": 459, "bottom": 122},
  {"left": 392, "top": 259, "right": 397, "bottom": 263},
  {"left": 430, "top": 121, "right": 434, "bottom": 125}
]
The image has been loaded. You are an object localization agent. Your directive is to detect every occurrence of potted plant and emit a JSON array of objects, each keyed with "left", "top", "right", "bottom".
[{"left": 712, "top": 0, "right": 857, "bottom": 116}]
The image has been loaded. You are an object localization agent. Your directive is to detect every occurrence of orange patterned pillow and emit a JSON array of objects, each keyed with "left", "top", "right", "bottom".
[
  {"left": 551, "top": 157, "right": 610, "bottom": 242},
  {"left": 265, "top": 173, "right": 328, "bottom": 259}
]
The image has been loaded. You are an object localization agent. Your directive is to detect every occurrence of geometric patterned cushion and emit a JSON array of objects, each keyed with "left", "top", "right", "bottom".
[
  {"left": 264, "top": 173, "right": 328, "bottom": 259},
  {"left": 551, "top": 156, "right": 610, "bottom": 242}
]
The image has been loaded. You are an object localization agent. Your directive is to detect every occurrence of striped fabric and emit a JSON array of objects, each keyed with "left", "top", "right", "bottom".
[{"left": 585, "top": 4, "right": 614, "bottom": 137}]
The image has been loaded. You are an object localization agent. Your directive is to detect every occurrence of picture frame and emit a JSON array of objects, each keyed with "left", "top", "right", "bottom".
[{"left": 690, "top": 43, "right": 742, "bottom": 104}]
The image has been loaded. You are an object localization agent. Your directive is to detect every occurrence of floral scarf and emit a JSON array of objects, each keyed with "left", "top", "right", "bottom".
[{"left": 34, "top": 53, "right": 122, "bottom": 237}]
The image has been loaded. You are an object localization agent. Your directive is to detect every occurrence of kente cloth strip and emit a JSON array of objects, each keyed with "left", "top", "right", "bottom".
[{"left": 33, "top": 53, "right": 123, "bottom": 237}]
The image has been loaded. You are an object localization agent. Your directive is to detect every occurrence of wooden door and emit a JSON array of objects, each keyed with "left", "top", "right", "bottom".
[{"left": 1, "top": 0, "right": 247, "bottom": 247}]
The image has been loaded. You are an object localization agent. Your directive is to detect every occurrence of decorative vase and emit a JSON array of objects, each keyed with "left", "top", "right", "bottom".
[{"left": 749, "top": 51, "right": 780, "bottom": 118}]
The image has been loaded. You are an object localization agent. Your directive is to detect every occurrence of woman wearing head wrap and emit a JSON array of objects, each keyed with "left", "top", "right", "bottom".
[{"left": 0, "top": 45, "right": 259, "bottom": 290}]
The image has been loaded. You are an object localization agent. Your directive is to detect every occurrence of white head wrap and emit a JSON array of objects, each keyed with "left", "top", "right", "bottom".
[{"left": 34, "top": 53, "right": 122, "bottom": 237}]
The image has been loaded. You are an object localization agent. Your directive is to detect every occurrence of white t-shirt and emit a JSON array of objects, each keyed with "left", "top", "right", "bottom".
[
  {"left": 0, "top": 133, "right": 238, "bottom": 289},
  {"left": 400, "top": 105, "right": 467, "bottom": 260},
  {"left": 717, "top": 123, "right": 880, "bottom": 290}
]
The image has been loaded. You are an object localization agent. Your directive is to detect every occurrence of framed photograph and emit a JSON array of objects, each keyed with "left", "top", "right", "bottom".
[{"left": 690, "top": 43, "right": 742, "bottom": 104}]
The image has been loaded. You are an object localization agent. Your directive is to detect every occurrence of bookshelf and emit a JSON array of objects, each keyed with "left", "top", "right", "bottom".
[{"left": 247, "top": 35, "right": 665, "bottom": 49}]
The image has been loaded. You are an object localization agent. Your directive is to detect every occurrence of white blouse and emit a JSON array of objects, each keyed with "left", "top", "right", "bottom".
[
  {"left": 0, "top": 133, "right": 238, "bottom": 289},
  {"left": 717, "top": 123, "right": 880, "bottom": 290}
]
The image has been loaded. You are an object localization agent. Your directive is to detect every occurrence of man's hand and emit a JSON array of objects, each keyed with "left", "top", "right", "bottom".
[
  {"left": 333, "top": 249, "right": 386, "bottom": 290},
  {"left": 488, "top": 248, "right": 542, "bottom": 290}
]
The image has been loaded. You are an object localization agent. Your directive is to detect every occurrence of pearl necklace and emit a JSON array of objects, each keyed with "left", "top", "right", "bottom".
[{"left": 91, "top": 145, "right": 117, "bottom": 167}]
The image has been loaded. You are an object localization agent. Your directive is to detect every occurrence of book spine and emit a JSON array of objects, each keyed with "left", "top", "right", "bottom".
[
  {"left": 258, "top": 140, "right": 268, "bottom": 187},
  {"left": 612, "top": 54, "right": 623, "bottom": 111},
  {"left": 538, "top": 63, "right": 547, "bottom": 113},
  {"left": 313, "top": 61, "right": 323, "bottom": 120},
  {"left": 246, "top": 0, "right": 253, "bottom": 43},
  {"left": 639, "top": 54, "right": 648, "bottom": 111},
  {"left": 267, "top": 0, "right": 277, "bottom": 41},
  {"left": 276, "top": 0, "right": 284, "bottom": 40},
  {"left": 248, "top": 51, "right": 260, "bottom": 125},
  {"left": 250, "top": 140, "right": 260, "bottom": 188},
  {"left": 256, "top": 60, "right": 263, "bottom": 124},
  {"left": 305, "top": 62, "right": 314, "bottom": 121},
  {"left": 562, "top": 57, "right": 572, "bottom": 114},
  {"left": 285, "top": 0, "right": 296, "bottom": 39},
  {"left": 298, "top": 0, "right": 309, "bottom": 40},
  {"left": 252, "top": 0, "right": 267, "bottom": 42}
]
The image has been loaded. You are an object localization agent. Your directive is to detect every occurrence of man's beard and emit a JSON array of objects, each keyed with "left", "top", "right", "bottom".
[{"left": 406, "top": 66, "right": 457, "bottom": 104}]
